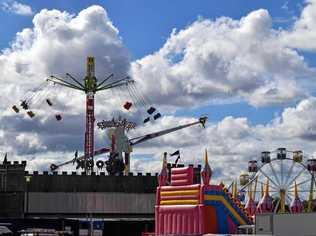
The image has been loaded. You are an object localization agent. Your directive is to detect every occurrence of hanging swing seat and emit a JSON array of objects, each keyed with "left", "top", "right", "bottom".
[
  {"left": 27, "top": 111, "right": 35, "bottom": 118},
  {"left": 123, "top": 101, "right": 132, "bottom": 110},
  {"left": 147, "top": 107, "right": 156, "bottom": 115},
  {"left": 143, "top": 117, "right": 150, "bottom": 123},
  {"left": 46, "top": 99, "right": 53, "bottom": 106},
  {"left": 55, "top": 114, "right": 62, "bottom": 121},
  {"left": 153, "top": 113, "right": 162, "bottom": 120},
  {"left": 12, "top": 105, "right": 19, "bottom": 113},
  {"left": 20, "top": 100, "right": 29, "bottom": 110}
]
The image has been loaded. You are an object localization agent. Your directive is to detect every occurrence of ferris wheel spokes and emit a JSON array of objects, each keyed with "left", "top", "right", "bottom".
[
  {"left": 239, "top": 171, "right": 280, "bottom": 194},
  {"left": 239, "top": 172, "right": 260, "bottom": 192},
  {"left": 285, "top": 166, "right": 307, "bottom": 190},
  {"left": 258, "top": 168, "right": 279, "bottom": 189},
  {"left": 268, "top": 162, "right": 281, "bottom": 186},
  {"left": 271, "top": 191, "right": 292, "bottom": 210},
  {"left": 290, "top": 178, "right": 312, "bottom": 190},
  {"left": 283, "top": 160, "right": 295, "bottom": 187},
  {"left": 256, "top": 179, "right": 278, "bottom": 191}
]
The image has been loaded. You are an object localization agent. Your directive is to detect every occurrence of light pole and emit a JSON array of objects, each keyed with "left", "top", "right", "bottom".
[{"left": 25, "top": 175, "right": 31, "bottom": 217}]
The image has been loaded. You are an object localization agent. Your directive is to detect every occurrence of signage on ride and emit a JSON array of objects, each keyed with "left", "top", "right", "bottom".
[{"left": 97, "top": 117, "right": 136, "bottom": 131}]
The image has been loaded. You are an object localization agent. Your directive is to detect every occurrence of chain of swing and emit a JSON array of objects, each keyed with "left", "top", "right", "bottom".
[
  {"left": 118, "top": 82, "right": 162, "bottom": 123},
  {"left": 11, "top": 81, "right": 63, "bottom": 121},
  {"left": 12, "top": 78, "right": 161, "bottom": 124}
]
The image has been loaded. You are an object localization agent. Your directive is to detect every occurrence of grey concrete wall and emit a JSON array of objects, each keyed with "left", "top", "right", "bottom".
[
  {"left": 256, "top": 213, "right": 316, "bottom": 236},
  {"left": 255, "top": 214, "right": 273, "bottom": 235},
  {"left": 27, "top": 192, "right": 155, "bottom": 214},
  {"left": 273, "top": 213, "right": 316, "bottom": 236}
]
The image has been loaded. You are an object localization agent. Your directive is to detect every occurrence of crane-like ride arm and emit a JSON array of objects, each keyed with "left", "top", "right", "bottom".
[
  {"left": 50, "top": 116, "right": 207, "bottom": 171},
  {"left": 129, "top": 116, "right": 207, "bottom": 146},
  {"left": 50, "top": 147, "right": 110, "bottom": 171}
]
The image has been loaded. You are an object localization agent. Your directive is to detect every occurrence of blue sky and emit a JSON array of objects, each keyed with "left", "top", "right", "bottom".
[
  {"left": 0, "top": 0, "right": 304, "bottom": 60},
  {"left": 0, "top": 0, "right": 312, "bottom": 127}
]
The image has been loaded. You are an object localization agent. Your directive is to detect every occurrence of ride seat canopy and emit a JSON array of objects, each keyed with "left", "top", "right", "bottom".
[
  {"left": 46, "top": 99, "right": 53, "bottom": 106},
  {"left": 55, "top": 114, "right": 62, "bottom": 121},
  {"left": 153, "top": 113, "right": 162, "bottom": 120},
  {"left": 123, "top": 101, "right": 132, "bottom": 110},
  {"left": 12, "top": 105, "right": 19, "bottom": 113},
  {"left": 147, "top": 107, "right": 156, "bottom": 115},
  {"left": 277, "top": 148, "right": 286, "bottom": 159},
  {"left": 21, "top": 100, "right": 29, "bottom": 110},
  {"left": 248, "top": 160, "right": 258, "bottom": 172}
]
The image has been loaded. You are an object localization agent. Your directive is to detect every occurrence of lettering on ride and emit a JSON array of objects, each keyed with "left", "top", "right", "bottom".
[{"left": 97, "top": 117, "right": 136, "bottom": 131}]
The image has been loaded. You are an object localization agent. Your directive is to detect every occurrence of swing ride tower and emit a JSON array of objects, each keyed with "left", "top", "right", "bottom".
[
  {"left": 47, "top": 57, "right": 132, "bottom": 174},
  {"left": 84, "top": 57, "right": 96, "bottom": 174}
]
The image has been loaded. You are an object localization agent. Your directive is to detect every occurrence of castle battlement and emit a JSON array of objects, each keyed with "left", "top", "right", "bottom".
[
  {"left": 1, "top": 160, "right": 202, "bottom": 194},
  {"left": 24, "top": 170, "right": 160, "bottom": 176},
  {"left": 0, "top": 160, "right": 27, "bottom": 168}
]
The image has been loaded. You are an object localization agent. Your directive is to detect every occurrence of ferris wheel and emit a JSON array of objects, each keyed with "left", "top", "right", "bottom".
[{"left": 239, "top": 148, "right": 316, "bottom": 213}]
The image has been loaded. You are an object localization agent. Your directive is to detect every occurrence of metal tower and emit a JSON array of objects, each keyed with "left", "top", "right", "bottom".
[{"left": 47, "top": 56, "right": 132, "bottom": 174}]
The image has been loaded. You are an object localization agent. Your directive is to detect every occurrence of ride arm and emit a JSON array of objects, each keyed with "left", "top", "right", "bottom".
[
  {"left": 96, "top": 73, "right": 114, "bottom": 89},
  {"left": 47, "top": 76, "right": 85, "bottom": 91},
  {"left": 96, "top": 76, "right": 134, "bottom": 91},
  {"left": 66, "top": 73, "right": 85, "bottom": 88},
  {"left": 129, "top": 116, "right": 207, "bottom": 146},
  {"left": 50, "top": 116, "right": 207, "bottom": 171},
  {"left": 50, "top": 147, "right": 110, "bottom": 171}
]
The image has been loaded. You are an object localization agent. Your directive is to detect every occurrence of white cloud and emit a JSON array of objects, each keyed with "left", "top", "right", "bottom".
[
  {"left": 16, "top": 132, "right": 46, "bottom": 152},
  {"left": 2, "top": 1, "right": 33, "bottom": 16},
  {"left": 258, "top": 97, "right": 316, "bottom": 140},
  {"left": 281, "top": 0, "right": 316, "bottom": 51},
  {"left": 132, "top": 9, "right": 314, "bottom": 108}
]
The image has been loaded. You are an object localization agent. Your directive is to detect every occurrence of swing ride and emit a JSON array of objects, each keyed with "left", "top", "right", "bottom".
[{"left": 11, "top": 56, "right": 206, "bottom": 175}]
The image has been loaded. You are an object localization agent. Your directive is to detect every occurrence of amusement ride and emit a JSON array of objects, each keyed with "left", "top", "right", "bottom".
[
  {"left": 11, "top": 56, "right": 208, "bottom": 175},
  {"left": 238, "top": 148, "right": 316, "bottom": 215}
]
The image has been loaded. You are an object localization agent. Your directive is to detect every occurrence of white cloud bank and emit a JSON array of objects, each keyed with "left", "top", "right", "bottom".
[
  {"left": 1, "top": 1, "right": 33, "bottom": 16},
  {"left": 0, "top": 2, "right": 316, "bottom": 182},
  {"left": 130, "top": 97, "right": 316, "bottom": 181},
  {"left": 132, "top": 8, "right": 315, "bottom": 108},
  {"left": 281, "top": 0, "right": 316, "bottom": 51}
]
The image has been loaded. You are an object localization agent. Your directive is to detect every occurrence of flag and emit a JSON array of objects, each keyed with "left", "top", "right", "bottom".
[
  {"left": 175, "top": 156, "right": 180, "bottom": 165},
  {"left": 3, "top": 153, "right": 7, "bottom": 164},
  {"left": 72, "top": 150, "right": 78, "bottom": 165},
  {"left": 170, "top": 150, "right": 180, "bottom": 166},
  {"left": 170, "top": 150, "right": 180, "bottom": 156}
]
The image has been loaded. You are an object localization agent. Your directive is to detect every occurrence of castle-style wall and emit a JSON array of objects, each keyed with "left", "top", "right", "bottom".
[
  {"left": 0, "top": 161, "right": 26, "bottom": 192},
  {"left": 0, "top": 161, "right": 26, "bottom": 217},
  {"left": 0, "top": 192, "right": 24, "bottom": 218},
  {"left": 0, "top": 160, "right": 201, "bottom": 218},
  {"left": 25, "top": 172, "right": 158, "bottom": 193}
]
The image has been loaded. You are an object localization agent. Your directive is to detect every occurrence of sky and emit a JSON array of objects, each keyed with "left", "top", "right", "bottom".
[{"left": 1, "top": 0, "right": 316, "bottom": 183}]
